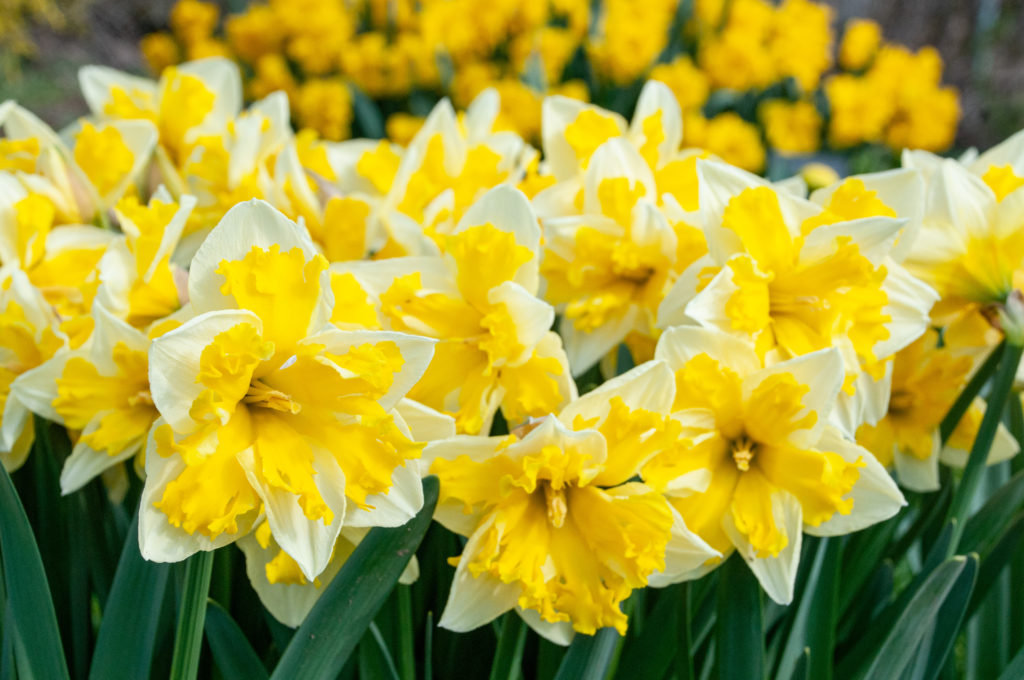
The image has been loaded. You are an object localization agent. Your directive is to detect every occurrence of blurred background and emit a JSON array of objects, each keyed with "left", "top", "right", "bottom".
[{"left": 0, "top": 0, "right": 1021, "bottom": 151}]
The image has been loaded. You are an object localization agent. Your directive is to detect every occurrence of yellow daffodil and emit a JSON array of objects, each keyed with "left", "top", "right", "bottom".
[
  {"left": 10, "top": 304, "right": 158, "bottom": 493},
  {"left": 139, "top": 199, "right": 436, "bottom": 581},
  {"left": 902, "top": 140, "right": 1024, "bottom": 361},
  {"left": 78, "top": 57, "right": 242, "bottom": 181},
  {"left": 96, "top": 190, "right": 194, "bottom": 329},
  {"left": 0, "top": 270, "right": 65, "bottom": 470},
  {"left": 659, "top": 160, "right": 937, "bottom": 416},
  {"left": 335, "top": 185, "right": 575, "bottom": 435},
  {"left": 855, "top": 329, "right": 1018, "bottom": 491},
  {"left": 381, "top": 90, "right": 532, "bottom": 249},
  {"left": 426, "top": 361, "right": 718, "bottom": 643},
  {"left": 644, "top": 326, "right": 904, "bottom": 603},
  {"left": 541, "top": 136, "right": 707, "bottom": 374}
]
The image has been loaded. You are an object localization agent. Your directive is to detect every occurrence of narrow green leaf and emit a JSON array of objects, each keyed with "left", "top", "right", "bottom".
[
  {"left": 675, "top": 583, "right": 695, "bottom": 680},
  {"left": 966, "top": 514, "right": 1024, "bottom": 619},
  {"left": 0, "top": 461, "right": 69, "bottom": 680},
  {"left": 169, "top": 550, "right": 215, "bottom": 680},
  {"left": 841, "top": 516, "right": 898, "bottom": 614},
  {"left": 424, "top": 610, "right": 434, "bottom": 680},
  {"left": 396, "top": 585, "right": 416, "bottom": 680},
  {"left": 998, "top": 642, "right": 1024, "bottom": 680},
  {"left": 617, "top": 583, "right": 682, "bottom": 680},
  {"left": 857, "top": 557, "right": 969, "bottom": 680},
  {"left": 717, "top": 555, "right": 763, "bottom": 680},
  {"left": 488, "top": 614, "right": 527, "bottom": 680},
  {"left": 89, "top": 513, "right": 171, "bottom": 680},
  {"left": 358, "top": 623, "right": 401, "bottom": 680},
  {"left": 204, "top": 600, "right": 268, "bottom": 680},
  {"left": 919, "top": 554, "right": 979, "bottom": 680},
  {"left": 947, "top": 341, "right": 1024, "bottom": 549},
  {"left": 553, "top": 628, "right": 620, "bottom": 680},
  {"left": 939, "top": 339, "right": 1003, "bottom": 443},
  {"left": 270, "top": 476, "right": 439, "bottom": 680},
  {"left": 778, "top": 538, "right": 840, "bottom": 680},
  {"left": 961, "top": 468, "right": 1024, "bottom": 554}
]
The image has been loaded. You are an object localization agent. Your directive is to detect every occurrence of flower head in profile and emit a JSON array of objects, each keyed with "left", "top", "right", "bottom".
[
  {"left": 641, "top": 326, "right": 904, "bottom": 603},
  {"left": 427, "top": 361, "right": 718, "bottom": 643},
  {"left": 139, "top": 199, "right": 435, "bottom": 582},
  {"left": 336, "top": 185, "right": 575, "bottom": 435},
  {"left": 855, "top": 329, "right": 1018, "bottom": 492},
  {"left": 11, "top": 304, "right": 159, "bottom": 495}
]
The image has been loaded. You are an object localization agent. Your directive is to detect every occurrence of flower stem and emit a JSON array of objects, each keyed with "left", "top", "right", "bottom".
[
  {"left": 946, "top": 340, "right": 1024, "bottom": 551},
  {"left": 939, "top": 340, "right": 1004, "bottom": 444},
  {"left": 169, "top": 550, "right": 214, "bottom": 680}
]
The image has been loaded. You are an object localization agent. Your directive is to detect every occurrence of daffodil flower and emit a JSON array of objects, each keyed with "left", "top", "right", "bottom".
[
  {"left": 381, "top": 90, "right": 532, "bottom": 249},
  {"left": 541, "top": 137, "right": 705, "bottom": 374},
  {"left": 79, "top": 57, "right": 242, "bottom": 185},
  {"left": 0, "top": 269, "right": 65, "bottom": 470},
  {"left": 855, "top": 329, "right": 1018, "bottom": 491},
  {"left": 96, "top": 189, "right": 194, "bottom": 329},
  {"left": 0, "top": 172, "right": 117, "bottom": 346},
  {"left": 335, "top": 185, "right": 575, "bottom": 435},
  {"left": 139, "top": 199, "right": 436, "bottom": 582},
  {"left": 659, "top": 160, "right": 937, "bottom": 430},
  {"left": 902, "top": 146, "right": 1024, "bottom": 366},
  {"left": 426, "top": 360, "right": 718, "bottom": 643},
  {"left": 643, "top": 326, "right": 904, "bottom": 603},
  {"left": 11, "top": 303, "right": 158, "bottom": 494}
]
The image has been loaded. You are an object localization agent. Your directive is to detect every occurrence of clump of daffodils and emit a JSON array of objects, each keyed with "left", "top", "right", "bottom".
[
  {"left": 1, "top": 50, "right": 1017, "bottom": 640},
  {"left": 140, "top": 0, "right": 959, "bottom": 171}
]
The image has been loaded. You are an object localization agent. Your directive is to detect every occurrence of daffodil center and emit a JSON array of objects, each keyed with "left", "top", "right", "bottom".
[
  {"left": 244, "top": 378, "right": 301, "bottom": 414},
  {"left": 730, "top": 434, "right": 759, "bottom": 472},
  {"left": 888, "top": 389, "right": 915, "bottom": 415},
  {"left": 542, "top": 481, "right": 568, "bottom": 529},
  {"left": 128, "top": 389, "right": 154, "bottom": 407}
]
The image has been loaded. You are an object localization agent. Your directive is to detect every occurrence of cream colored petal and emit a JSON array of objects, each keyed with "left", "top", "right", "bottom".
[
  {"left": 655, "top": 324, "right": 761, "bottom": 377},
  {"left": 628, "top": 80, "right": 682, "bottom": 164},
  {"left": 59, "top": 418, "right": 144, "bottom": 495},
  {"left": 77, "top": 65, "right": 157, "bottom": 117},
  {"left": 148, "top": 308, "right": 264, "bottom": 433},
  {"left": 438, "top": 514, "right": 520, "bottom": 632},
  {"left": 559, "top": 305, "right": 642, "bottom": 377},
  {"left": 394, "top": 398, "right": 456, "bottom": 443},
  {"left": 723, "top": 490, "right": 803, "bottom": 605},
  {"left": 455, "top": 185, "right": 541, "bottom": 293},
  {"left": 806, "top": 425, "right": 905, "bottom": 536},
  {"left": 343, "top": 463, "right": 423, "bottom": 528},
  {"left": 894, "top": 445, "right": 941, "bottom": 494},
  {"left": 541, "top": 96, "right": 625, "bottom": 182},
  {"left": 304, "top": 328, "right": 435, "bottom": 412},
  {"left": 557, "top": 359, "right": 674, "bottom": 428},
  {"left": 9, "top": 353, "right": 70, "bottom": 425},
  {"left": 517, "top": 607, "right": 574, "bottom": 646},
  {"left": 646, "top": 502, "right": 720, "bottom": 587},
  {"left": 582, "top": 138, "right": 656, "bottom": 216},
  {"left": 237, "top": 447, "right": 346, "bottom": 582},
  {"left": 486, "top": 282, "right": 554, "bottom": 365}
]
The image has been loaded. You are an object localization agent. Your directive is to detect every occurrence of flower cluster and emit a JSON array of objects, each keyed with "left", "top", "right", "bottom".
[
  {"left": 0, "top": 50, "right": 1014, "bottom": 642},
  {"left": 141, "top": 0, "right": 960, "bottom": 171}
]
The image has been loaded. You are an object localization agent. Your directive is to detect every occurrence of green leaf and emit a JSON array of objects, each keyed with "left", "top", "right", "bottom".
[
  {"left": 553, "top": 628, "right": 621, "bottom": 680},
  {"left": 967, "top": 514, "right": 1024, "bottom": 619},
  {"left": 0, "top": 461, "right": 69, "bottom": 680},
  {"left": 204, "top": 600, "right": 268, "bottom": 680},
  {"left": 488, "top": 614, "right": 527, "bottom": 680},
  {"left": 350, "top": 86, "right": 385, "bottom": 139},
  {"left": 961, "top": 468, "right": 1024, "bottom": 554},
  {"left": 946, "top": 341, "right": 1024, "bottom": 549},
  {"left": 717, "top": 555, "right": 763, "bottom": 680},
  {"left": 939, "top": 339, "right": 1004, "bottom": 443},
  {"left": 270, "top": 476, "right": 439, "bottom": 680},
  {"left": 396, "top": 585, "right": 416, "bottom": 680},
  {"left": 777, "top": 538, "right": 840, "bottom": 680},
  {"left": 998, "top": 642, "right": 1024, "bottom": 680},
  {"left": 89, "top": 512, "right": 171, "bottom": 680},
  {"left": 857, "top": 556, "right": 970, "bottom": 680},
  {"left": 918, "top": 554, "right": 978, "bottom": 680},
  {"left": 170, "top": 550, "right": 215, "bottom": 680},
  {"left": 358, "top": 623, "right": 401, "bottom": 680},
  {"left": 617, "top": 584, "right": 683, "bottom": 680}
]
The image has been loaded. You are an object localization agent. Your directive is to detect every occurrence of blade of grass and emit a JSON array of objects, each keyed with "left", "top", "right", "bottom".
[
  {"left": 553, "top": 628, "right": 620, "bottom": 680},
  {"left": 489, "top": 614, "right": 527, "bottom": 680},
  {"left": 717, "top": 555, "right": 763, "bottom": 680}
]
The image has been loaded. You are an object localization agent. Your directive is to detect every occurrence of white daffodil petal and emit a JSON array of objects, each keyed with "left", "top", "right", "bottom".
[
  {"left": 647, "top": 504, "right": 720, "bottom": 587},
  {"left": 723, "top": 490, "right": 803, "bottom": 605},
  {"left": 344, "top": 463, "right": 423, "bottom": 528},
  {"left": 557, "top": 359, "right": 674, "bottom": 428}
]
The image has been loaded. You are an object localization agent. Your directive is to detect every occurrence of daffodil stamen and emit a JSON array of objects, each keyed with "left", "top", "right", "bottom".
[
  {"left": 730, "top": 434, "right": 758, "bottom": 472},
  {"left": 542, "top": 481, "right": 569, "bottom": 529},
  {"left": 244, "top": 378, "right": 301, "bottom": 414}
]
